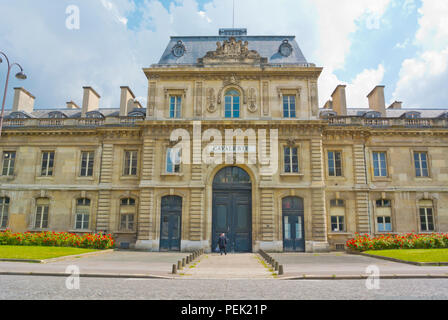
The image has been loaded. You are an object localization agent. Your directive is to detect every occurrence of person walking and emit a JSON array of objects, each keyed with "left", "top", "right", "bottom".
[{"left": 218, "top": 233, "right": 228, "bottom": 256}]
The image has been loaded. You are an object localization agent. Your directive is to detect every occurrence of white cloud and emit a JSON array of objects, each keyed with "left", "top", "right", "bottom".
[
  {"left": 393, "top": 0, "right": 448, "bottom": 107},
  {"left": 0, "top": 0, "right": 393, "bottom": 110}
]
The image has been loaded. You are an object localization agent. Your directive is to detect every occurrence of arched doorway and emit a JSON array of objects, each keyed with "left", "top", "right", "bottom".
[
  {"left": 282, "top": 196, "right": 305, "bottom": 252},
  {"left": 160, "top": 195, "right": 182, "bottom": 252},
  {"left": 212, "top": 166, "right": 252, "bottom": 252}
]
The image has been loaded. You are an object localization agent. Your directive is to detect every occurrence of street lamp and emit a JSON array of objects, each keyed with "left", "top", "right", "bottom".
[{"left": 0, "top": 51, "right": 27, "bottom": 137}]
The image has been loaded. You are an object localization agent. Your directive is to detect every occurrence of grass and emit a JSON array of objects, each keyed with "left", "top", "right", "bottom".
[
  {"left": 364, "top": 248, "right": 448, "bottom": 263},
  {"left": 0, "top": 246, "right": 99, "bottom": 260}
]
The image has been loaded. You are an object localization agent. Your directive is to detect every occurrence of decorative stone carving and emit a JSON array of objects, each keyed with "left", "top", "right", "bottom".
[
  {"left": 310, "top": 81, "right": 318, "bottom": 117},
  {"left": 248, "top": 88, "right": 257, "bottom": 113},
  {"left": 198, "top": 37, "right": 268, "bottom": 65},
  {"left": 206, "top": 88, "right": 217, "bottom": 113},
  {"left": 217, "top": 74, "right": 247, "bottom": 105},
  {"left": 287, "top": 137, "right": 296, "bottom": 147}
]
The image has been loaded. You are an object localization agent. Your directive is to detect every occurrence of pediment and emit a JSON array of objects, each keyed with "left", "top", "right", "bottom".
[{"left": 197, "top": 37, "right": 268, "bottom": 65}]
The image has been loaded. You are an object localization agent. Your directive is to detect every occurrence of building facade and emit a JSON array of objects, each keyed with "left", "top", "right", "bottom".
[{"left": 1, "top": 29, "right": 448, "bottom": 252}]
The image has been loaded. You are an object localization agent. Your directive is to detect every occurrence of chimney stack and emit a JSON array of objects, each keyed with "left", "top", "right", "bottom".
[
  {"left": 134, "top": 100, "right": 143, "bottom": 109},
  {"left": 367, "top": 85, "right": 386, "bottom": 116},
  {"left": 323, "top": 100, "right": 333, "bottom": 110},
  {"left": 82, "top": 87, "right": 100, "bottom": 116},
  {"left": 66, "top": 101, "right": 80, "bottom": 109},
  {"left": 388, "top": 101, "right": 402, "bottom": 110},
  {"left": 12, "top": 87, "right": 35, "bottom": 113},
  {"left": 120, "top": 86, "right": 136, "bottom": 116},
  {"left": 331, "top": 85, "right": 347, "bottom": 116}
]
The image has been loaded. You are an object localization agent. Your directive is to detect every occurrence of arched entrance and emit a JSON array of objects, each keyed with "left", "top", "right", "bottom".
[
  {"left": 212, "top": 166, "right": 252, "bottom": 252},
  {"left": 159, "top": 195, "right": 182, "bottom": 252},
  {"left": 282, "top": 196, "right": 305, "bottom": 252}
]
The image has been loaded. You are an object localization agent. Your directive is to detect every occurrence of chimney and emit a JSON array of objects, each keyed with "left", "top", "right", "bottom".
[
  {"left": 331, "top": 85, "right": 347, "bottom": 116},
  {"left": 323, "top": 100, "right": 333, "bottom": 110},
  {"left": 66, "top": 101, "right": 80, "bottom": 109},
  {"left": 120, "top": 86, "right": 136, "bottom": 116},
  {"left": 12, "top": 87, "right": 35, "bottom": 113},
  {"left": 82, "top": 87, "right": 100, "bottom": 116},
  {"left": 388, "top": 101, "right": 402, "bottom": 110},
  {"left": 367, "top": 85, "right": 386, "bottom": 116}
]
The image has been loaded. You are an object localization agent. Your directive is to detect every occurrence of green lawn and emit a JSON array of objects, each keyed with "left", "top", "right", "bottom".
[
  {"left": 0, "top": 246, "right": 99, "bottom": 260},
  {"left": 364, "top": 249, "right": 448, "bottom": 263}
]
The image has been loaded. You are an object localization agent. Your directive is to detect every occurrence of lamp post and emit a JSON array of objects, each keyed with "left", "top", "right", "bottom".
[{"left": 0, "top": 51, "right": 27, "bottom": 137}]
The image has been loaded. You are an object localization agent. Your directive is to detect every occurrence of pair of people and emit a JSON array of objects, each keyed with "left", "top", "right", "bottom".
[{"left": 217, "top": 233, "right": 228, "bottom": 255}]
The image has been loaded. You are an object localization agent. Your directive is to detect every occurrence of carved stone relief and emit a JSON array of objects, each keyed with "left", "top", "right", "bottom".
[
  {"left": 206, "top": 88, "right": 217, "bottom": 113},
  {"left": 247, "top": 88, "right": 257, "bottom": 113}
]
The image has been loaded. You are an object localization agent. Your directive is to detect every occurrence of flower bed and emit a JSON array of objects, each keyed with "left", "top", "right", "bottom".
[
  {"left": 0, "top": 230, "right": 114, "bottom": 249},
  {"left": 347, "top": 233, "right": 448, "bottom": 252}
]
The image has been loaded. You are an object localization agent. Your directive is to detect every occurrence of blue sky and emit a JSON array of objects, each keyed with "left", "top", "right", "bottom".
[{"left": 0, "top": 0, "right": 447, "bottom": 110}]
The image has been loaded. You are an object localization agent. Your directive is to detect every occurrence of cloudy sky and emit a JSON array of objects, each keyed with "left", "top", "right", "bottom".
[{"left": 0, "top": 0, "right": 447, "bottom": 110}]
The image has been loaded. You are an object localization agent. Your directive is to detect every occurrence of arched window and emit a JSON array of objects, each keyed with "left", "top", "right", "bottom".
[
  {"left": 75, "top": 198, "right": 90, "bottom": 230},
  {"left": 401, "top": 111, "right": 421, "bottom": 119},
  {"left": 0, "top": 197, "right": 10, "bottom": 228},
  {"left": 48, "top": 111, "right": 67, "bottom": 119},
  {"left": 224, "top": 89, "right": 240, "bottom": 118},
  {"left": 120, "top": 198, "right": 136, "bottom": 231},
  {"left": 85, "top": 111, "right": 105, "bottom": 119},
  {"left": 35, "top": 198, "right": 50, "bottom": 229}
]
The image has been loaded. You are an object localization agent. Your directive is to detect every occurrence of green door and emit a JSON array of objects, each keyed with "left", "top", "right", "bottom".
[
  {"left": 212, "top": 167, "right": 252, "bottom": 253},
  {"left": 160, "top": 196, "right": 182, "bottom": 251}
]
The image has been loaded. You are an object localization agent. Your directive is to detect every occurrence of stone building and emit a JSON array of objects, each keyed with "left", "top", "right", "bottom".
[{"left": 1, "top": 28, "right": 447, "bottom": 252}]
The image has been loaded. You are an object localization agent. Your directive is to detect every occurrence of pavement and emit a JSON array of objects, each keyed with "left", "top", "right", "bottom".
[
  {"left": 180, "top": 253, "right": 273, "bottom": 279},
  {"left": 1, "top": 250, "right": 448, "bottom": 280},
  {"left": 270, "top": 252, "right": 448, "bottom": 279}
]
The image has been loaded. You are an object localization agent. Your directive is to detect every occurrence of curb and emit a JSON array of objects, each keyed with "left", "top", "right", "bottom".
[
  {"left": 350, "top": 251, "right": 448, "bottom": 266},
  {"left": 279, "top": 274, "right": 448, "bottom": 280},
  {"left": 0, "top": 249, "right": 114, "bottom": 264},
  {"left": 0, "top": 271, "right": 175, "bottom": 280}
]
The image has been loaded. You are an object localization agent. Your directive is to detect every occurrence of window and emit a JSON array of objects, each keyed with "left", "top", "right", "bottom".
[
  {"left": 169, "top": 96, "right": 182, "bottom": 118},
  {"left": 0, "top": 197, "right": 10, "bottom": 228},
  {"left": 120, "top": 198, "right": 136, "bottom": 231},
  {"left": 377, "top": 216, "right": 392, "bottom": 232},
  {"left": 372, "top": 151, "right": 388, "bottom": 177},
  {"left": 414, "top": 152, "right": 429, "bottom": 177},
  {"left": 328, "top": 151, "right": 342, "bottom": 177},
  {"left": 224, "top": 89, "right": 240, "bottom": 118},
  {"left": 124, "top": 151, "right": 138, "bottom": 176},
  {"left": 284, "top": 147, "right": 299, "bottom": 173},
  {"left": 2, "top": 151, "right": 16, "bottom": 176},
  {"left": 166, "top": 148, "right": 181, "bottom": 173},
  {"left": 75, "top": 198, "right": 90, "bottom": 230},
  {"left": 376, "top": 199, "right": 392, "bottom": 232},
  {"left": 419, "top": 201, "right": 435, "bottom": 232},
  {"left": 283, "top": 95, "right": 296, "bottom": 118},
  {"left": 41, "top": 151, "right": 55, "bottom": 176},
  {"left": 330, "top": 199, "right": 345, "bottom": 232},
  {"left": 80, "top": 151, "right": 94, "bottom": 177},
  {"left": 35, "top": 198, "right": 49, "bottom": 229}
]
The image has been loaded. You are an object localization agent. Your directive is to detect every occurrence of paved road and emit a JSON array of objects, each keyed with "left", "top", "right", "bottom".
[
  {"left": 182, "top": 253, "right": 272, "bottom": 279},
  {"left": 1, "top": 275, "right": 448, "bottom": 300}
]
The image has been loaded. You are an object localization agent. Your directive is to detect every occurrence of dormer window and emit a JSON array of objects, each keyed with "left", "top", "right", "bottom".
[
  {"left": 7, "top": 111, "right": 30, "bottom": 119},
  {"left": 85, "top": 111, "right": 104, "bottom": 119},
  {"left": 128, "top": 110, "right": 146, "bottom": 117},
  {"left": 320, "top": 110, "right": 337, "bottom": 119},
  {"left": 402, "top": 111, "right": 421, "bottom": 119},
  {"left": 48, "top": 111, "right": 67, "bottom": 119},
  {"left": 364, "top": 111, "right": 382, "bottom": 118}
]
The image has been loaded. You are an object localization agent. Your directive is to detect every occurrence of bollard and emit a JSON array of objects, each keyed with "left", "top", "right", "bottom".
[
  {"left": 274, "top": 261, "right": 279, "bottom": 271},
  {"left": 278, "top": 265, "right": 284, "bottom": 275},
  {"left": 172, "top": 264, "right": 177, "bottom": 274},
  {"left": 186, "top": 256, "right": 190, "bottom": 264},
  {"left": 182, "top": 258, "right": 186, "bottom": 267},
  {"left": 271, "top": 259, "right": 276, "bottom": 267},
  {"left": 178, "top": 260, "right": 182, "bottom": 270}
]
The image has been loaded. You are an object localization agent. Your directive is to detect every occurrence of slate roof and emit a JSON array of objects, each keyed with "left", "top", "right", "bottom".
[{"left": 156, "top": 35, "right": 310, "bottom": 66}]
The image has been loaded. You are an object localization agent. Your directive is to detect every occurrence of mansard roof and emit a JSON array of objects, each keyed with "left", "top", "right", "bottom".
[{"left": 156, "top": 33, "right": 310, "bottom": 67}]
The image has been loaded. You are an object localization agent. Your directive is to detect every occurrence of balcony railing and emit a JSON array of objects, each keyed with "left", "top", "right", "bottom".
[
  {"left": 3, "top": 116, "right": 145, "bottom": 128},
  {"left": 327, "top": 117, "right": 448, "bottom": 128}
]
